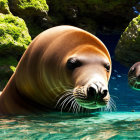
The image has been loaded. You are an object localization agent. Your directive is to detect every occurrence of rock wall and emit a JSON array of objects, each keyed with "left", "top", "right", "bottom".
[
  {"left": 0, "top": 0, "right": 49, "bottom": 90},
  {"left": 47, "top": 0, "right": 139, "bottom": 34},
  {"left": 115, "top": 15, "right": 140, "bottom": 67},
  {"left": 0, "top": 13, "right": 31, "bottom": 90}
]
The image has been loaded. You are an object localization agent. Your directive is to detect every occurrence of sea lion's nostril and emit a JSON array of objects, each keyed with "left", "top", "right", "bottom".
[
  {"left": 87, "top": 86, "right": 96, "bottom": 99},
  {"left": 101, "top": 89, "right": 108, "bottom": 98}
]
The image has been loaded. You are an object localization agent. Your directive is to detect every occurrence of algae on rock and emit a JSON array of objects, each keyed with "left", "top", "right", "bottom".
[
  {"left": 0, "top": 0, "right": 11, "bottom": 14},
  {"left": 9, "top": 0, "right": 48, "bottom": 17},
  {"left": 0, "top": 13, "right": 31, "bottom": 90},
  {"left": 9, "top": 0, "right": 49, "bottom": 38},
  {"left": 47, "top": 0, "right": 138, "bottom": 34},
  {"left": 115, "top": 15, "right": 140, "bottom": 67},
  {"left": 0, "top": 13, "right": 31, "bottom": 57}
]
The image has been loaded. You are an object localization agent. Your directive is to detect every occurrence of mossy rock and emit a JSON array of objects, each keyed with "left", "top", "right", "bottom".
[
  {"left": 0, "top": 13, "right": 31, "bottom": 58},
  {"left": 115, "top": 15, "right": 140, "bottom": 67},
  {"left": 8, "top": 0, "right": 49, "bottom": 38},
  {"left": 9, "top": 0, "right": 48, "bottom": 17},
  {"left": 0, "top": 56, "right": 17, "bottom": 90},
  {"left": 0, "top": 13, "right": 31, "bottom": 90},
  {"left": 0, "top": 0, "right": 11, "bottom": 14},
  {"left": 47, "top": 0, "right": 138, "bottom": 34}
]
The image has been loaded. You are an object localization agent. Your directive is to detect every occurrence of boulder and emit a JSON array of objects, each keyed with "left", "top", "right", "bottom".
[
  {"left": 0, "top": 0, "right": 11, "bottom": 14},
  {"left": 8, "top": 0, "right": 49, "bottom": 38},
  {"left": 47, "top": 0, "right": 139, "bottom": 34},
  {"left": 9, "top": 0, "right": 48, "bottom": 17},
  {"left": 0, "top": 13, "right": 31, "bottom": 90},
  {"left": 0, "top": 13, "right": 31, "bottom": 57},
  {"left": 115, "top": 15, "right": 140, "bottom": 67}
]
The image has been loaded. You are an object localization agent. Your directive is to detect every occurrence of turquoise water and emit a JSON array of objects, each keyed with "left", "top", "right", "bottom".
[
  {"left": 0, "top": 112, "right": 140, "bottom": 139},
  {"left": 0, "top": 62, "right": 140, "bottom": 140}
]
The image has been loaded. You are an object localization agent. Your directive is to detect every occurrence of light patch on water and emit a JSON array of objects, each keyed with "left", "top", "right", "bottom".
[{"left": 0, "top": 112, "right": 139, "bottom": 139}]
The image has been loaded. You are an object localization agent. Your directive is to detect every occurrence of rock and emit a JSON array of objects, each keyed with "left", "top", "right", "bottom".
[
  {"left": 9, "top": 0, "right": 49, "bottom": 17},
  {"left": 0, "top": 13, "right": 31, "bottom": 90},
  {"left": 0, "top": 56, "right": 17, "bottom": 90},
  {"left": 47, "top": 0, "right": 139, "bottom": 34},
  {"left": 0, "top": 13, "right": 31, "bottom": 57},
  {"left": 115, "top": 15, "right": 140, "bottom": 67},
  {"left": 8, "top": 0, "right": 49, "bottom": 38},
  {"left": 0, "top": 0, "right": 11, "bottom": 14}
]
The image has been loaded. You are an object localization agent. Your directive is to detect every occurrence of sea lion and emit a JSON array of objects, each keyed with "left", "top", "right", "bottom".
[
  {"left": 128, "top": 62, "right": 140, "bottom": 90},
  {"left": 0, "top": 25, "right": 112, "bottom": 115}
]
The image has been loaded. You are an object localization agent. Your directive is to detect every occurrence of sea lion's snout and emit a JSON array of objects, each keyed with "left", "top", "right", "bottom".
[
  {"left": 87, "top": 84, "right": 108, "bottom": 101},
  {"left": 74, "top": 82, "right": 110, "bottom": 109}
]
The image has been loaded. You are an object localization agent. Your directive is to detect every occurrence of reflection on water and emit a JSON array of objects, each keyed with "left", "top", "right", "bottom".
[{"left": 0, "top": 112, "right": 140, "bottom": 139}]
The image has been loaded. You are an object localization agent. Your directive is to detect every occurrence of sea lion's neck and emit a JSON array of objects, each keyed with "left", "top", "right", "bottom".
[{"left": 0, "top": 75, "right": 39, "bottom": 115}]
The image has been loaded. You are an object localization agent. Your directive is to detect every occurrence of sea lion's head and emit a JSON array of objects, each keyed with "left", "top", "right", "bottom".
[
  {"left": 63, "top": 45, "right": 111, "bottom": 110},
  {"left": 128, "top": 62, "right": 140, "bottom": 90}
]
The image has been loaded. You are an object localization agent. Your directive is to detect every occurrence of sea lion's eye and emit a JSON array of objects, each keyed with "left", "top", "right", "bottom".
[
  {"left": 66, "top": 57, "right": 82, "bottom": 70},
  {"left": 104, "top": 63, "right": 110, "bottom": 72}
]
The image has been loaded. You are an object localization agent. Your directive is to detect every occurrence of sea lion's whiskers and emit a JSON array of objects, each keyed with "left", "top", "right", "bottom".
[
  {"left": 107, "top": 98, "right": 116, "bottom": 112},
  {"left": 72, "top": 101, "right": 78, "bottom": 113},
  {"left": 110, "top": 98, "right": 116, "bottom": 111},
  {"left": 68, "top": 99, "right": 76, "bottom": 112},
  {"left": 103, "top": 101, "right": 112, "bottom": 112},
  {"left": 129, "top": 76, "right": 136, "bottom": 80},
  {"left": 107, "top": 103, "right": 112, "bottom": 112},
  {"left": 60, "top": 95, "right": 73, "bottom": 112},
  {"left": 55, "top": 92, "right": 72, "bottom": 108},
  {"left": 111, "top": 95, "right": 119, "bottom": 99},
  {"left": 75, "top": 102, "right": 80, "bottom": 114},
  {"left": 64, "top": 96, "right": 75, "bottom": 109}
]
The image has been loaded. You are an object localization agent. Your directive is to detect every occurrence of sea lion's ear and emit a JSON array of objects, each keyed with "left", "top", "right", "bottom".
[{"left": 66, "top": 57, "right": 82, "bottom": 70}]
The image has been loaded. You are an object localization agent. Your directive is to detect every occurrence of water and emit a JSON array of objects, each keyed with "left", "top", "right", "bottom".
[
  {"left": 0, "top": 112, "right": 140, "bottom": 139},
  {"left": 0, "top": 35, "right": 140, "bottom": 139}
]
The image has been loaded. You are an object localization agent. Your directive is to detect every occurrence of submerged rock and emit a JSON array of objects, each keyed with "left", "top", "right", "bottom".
[
  {"left": 115, "top": 15, "right": 140, "bottom": 67},
  {"left": 0, "top": 13, "right": 31, "bottom": 90}
]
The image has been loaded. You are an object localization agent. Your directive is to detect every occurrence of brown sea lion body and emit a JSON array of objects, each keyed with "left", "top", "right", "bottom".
[
  {"left": 128, "top": 62, "right": 140, "bottom": 90},
  {"left": 0, "top": 26, "right": 112, "bottom": 115}
]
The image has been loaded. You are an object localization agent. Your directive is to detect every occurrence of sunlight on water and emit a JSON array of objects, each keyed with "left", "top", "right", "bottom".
[{"left": 0, "top": 112, "right": 140, "bottom": 139}]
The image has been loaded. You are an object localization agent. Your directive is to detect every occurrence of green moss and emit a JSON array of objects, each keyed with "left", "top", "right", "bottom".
[
  {"left": 132, "top": 15, "right": 140, "bottom": 25},
  {"left": 0, "top": 0, "right": 11, "bottom": 14},
  {"left": 0, "top": 56, "right": 18, "bottom": 90},
  {"left": 0, "top": 56, "right": 18, "bottom": 66},
  {"left": 115, "top": 15, "right": 140, "bottom": 67},
  {"left": 0, "top": 14, "right": 31, "bottom": 89},
  {"left": 0, "top": 56, "right": 17, "bottom": 78},
  {"left": 10, "top": 66, "right": 16, "bottom": 72},
  {"left": 0, "top": 13, "right": 31, "bottom": 57},
  {"left": 18, "top": 0, "right": 49, "bottom": 11},
  {"left": 0, "top": 56, "right": 18, "bottom": 78}
]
